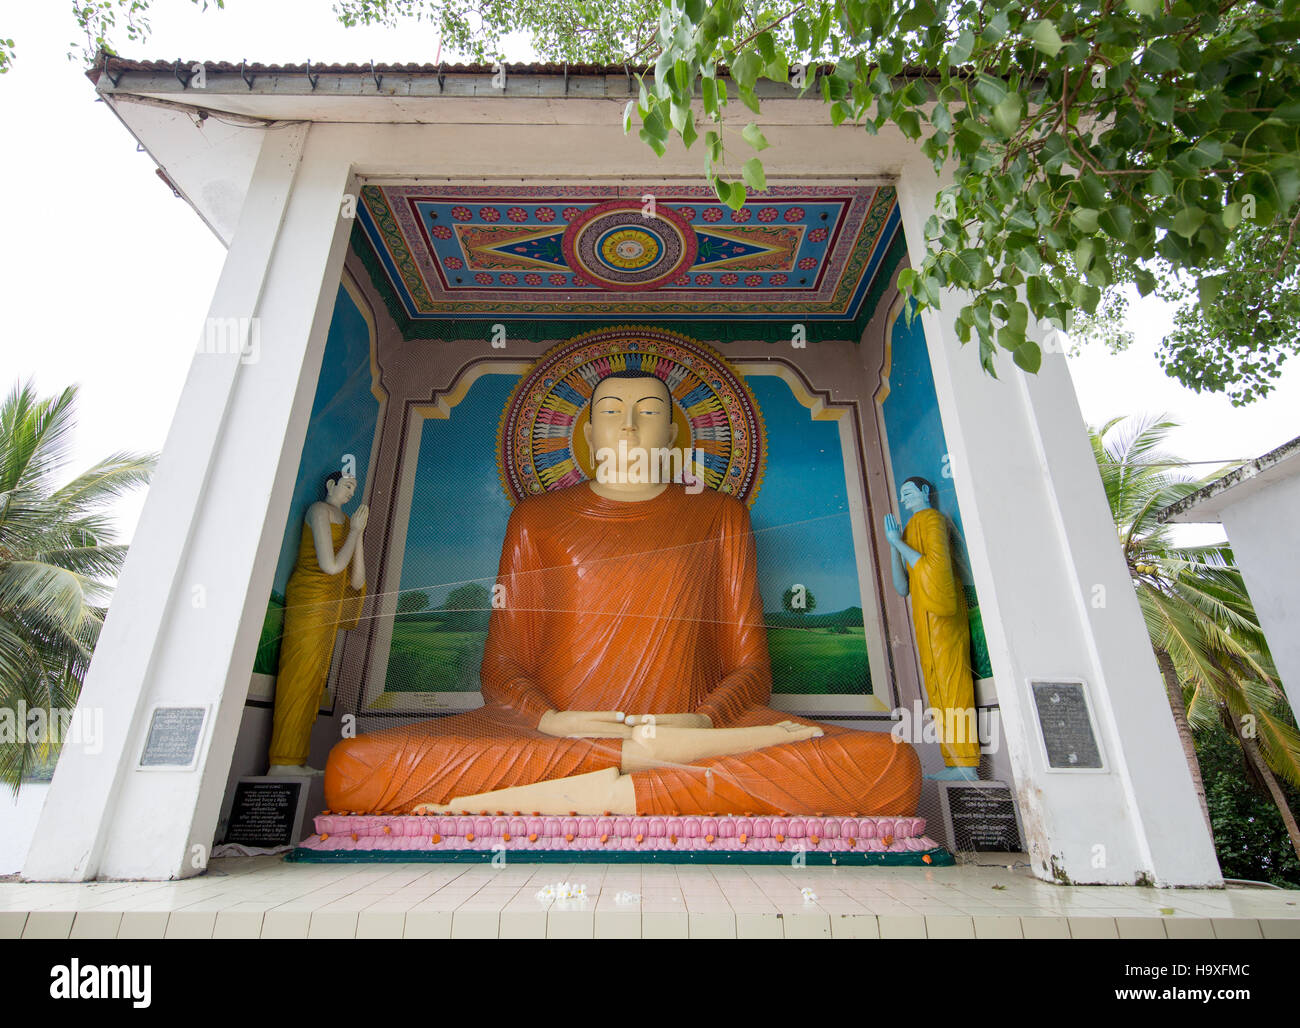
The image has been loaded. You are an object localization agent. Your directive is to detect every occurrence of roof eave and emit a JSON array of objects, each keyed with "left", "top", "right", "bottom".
[{"left": 1159, "top": 435, "right": 1300, "bottom": 524}]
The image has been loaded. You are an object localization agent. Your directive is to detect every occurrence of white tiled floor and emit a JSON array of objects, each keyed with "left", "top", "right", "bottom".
[{"left": 3, "top": 855, "right": 1299, "bottom": 939}]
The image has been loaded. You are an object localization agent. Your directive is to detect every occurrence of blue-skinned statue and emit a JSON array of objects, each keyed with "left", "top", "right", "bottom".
[{"left": 883, "top": 476, "right": 980, "bottom": 781}]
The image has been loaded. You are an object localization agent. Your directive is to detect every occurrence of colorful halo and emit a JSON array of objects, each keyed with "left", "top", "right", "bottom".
[{"left": 497, "top": 327, "right": 766, "bottom": 507}]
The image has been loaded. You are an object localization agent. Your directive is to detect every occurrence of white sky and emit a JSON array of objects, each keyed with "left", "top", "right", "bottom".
[{"left": 3, "top": 0, "right": 1298, "bottom": 548}]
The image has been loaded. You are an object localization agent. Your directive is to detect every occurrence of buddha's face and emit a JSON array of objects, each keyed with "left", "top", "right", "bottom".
[
  {"left": 900, "top": 481, "right": 930, "bottom": 513},
  {"left": 326, "top": 474, "right": 357, "bottom": 506},
  {"left": 583, "top": 377, "right": 678, "bottom": 475}
]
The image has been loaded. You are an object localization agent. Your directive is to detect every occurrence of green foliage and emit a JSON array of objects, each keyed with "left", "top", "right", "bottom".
[
  {"left": 58, "top": 1, "right": 225, "bottom": 71},
  {"left": 0, "top": 381, "right": 156, "bottom": 794},
  {"left": 1073, "top": 211, "right": 1300, "bottom": 402},
  {"left": 335, "top": 0, "right": 1300, "bottom": 389},
  {"left": 633, "top": 0, "right": 1300, "bottom": 380},
  {"left": 334, "top": 0, "right": 661, "bottom": 63},
  {"left": 1196, "top": 717, "right": 1300, "bottom": 887},
  {"left": 29, "top": 0, "right": 1300, "bottom": 392},
  {"left": 1154, "top": 217, "right": 1300, "bottom": 404}
]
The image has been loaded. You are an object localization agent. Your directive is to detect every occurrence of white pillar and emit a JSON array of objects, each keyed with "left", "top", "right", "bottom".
[
  {"left": 24, "top": 124, "right": 356, "bottom": 881},
  {"left": 894, "top": 161, "right": 1222, "bottom": 886},
  {"left": 1217, "top": 479, "right": 1300, "bottom": 721}
]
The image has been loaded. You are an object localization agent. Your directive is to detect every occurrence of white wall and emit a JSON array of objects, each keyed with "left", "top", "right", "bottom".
[
  {"left": 1, "top": 784, "right": 49, "bottom": 875},
  {"left": 1219, "top": 474, "right": 1300, "bottom": 721}
]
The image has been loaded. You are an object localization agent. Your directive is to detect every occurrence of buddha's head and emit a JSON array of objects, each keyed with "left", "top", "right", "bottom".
[
  {"left": 583, "top": 370, "right": 679, "bottom": 483},
  {"left": 324, "top": 470, "right": 358, "bottom": 507},
  {"left": 900, "top": 476, "right": 934, "bottom": 514}
]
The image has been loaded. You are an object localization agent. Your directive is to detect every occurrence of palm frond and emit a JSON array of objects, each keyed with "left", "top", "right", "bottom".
[
  {"left": 0, "top": 381, "right": 79, "bottom": 496},
  {"left": 1251, "top": 706, "right": 1300, "bottom": 790},
  {"left": 51, "top": 452, "right": 157, "bottom": 510},
  {"left": 0, "top": 381, "right": 156, "bottom": 793}
]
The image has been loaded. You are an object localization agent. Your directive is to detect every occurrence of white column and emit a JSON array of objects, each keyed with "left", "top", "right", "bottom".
[
  {"left": 894, "top": 160, "right": 1221, "bottom": 886},
  {"left": 24, "top": 124, "right": 356, "bottom": 881},
  {"left": 1217, "top": 479, "right": 1300, "bottom": 721}
]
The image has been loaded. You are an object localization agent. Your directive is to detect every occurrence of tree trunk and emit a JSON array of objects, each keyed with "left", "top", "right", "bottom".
[
  {"left": 1154, "top": 647, "right": 1213, "bottom": 835},
  {"left": 1227, "top": 705, "right": 1300, "bottom": 864}
]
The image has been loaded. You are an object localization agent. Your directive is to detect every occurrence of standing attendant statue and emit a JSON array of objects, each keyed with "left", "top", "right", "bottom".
[
  {"left": 267, "top": 471, "right": 368, "bottom": 776},
  {"left": 884, "top": 476, "right": 980, "bottom": 781}
]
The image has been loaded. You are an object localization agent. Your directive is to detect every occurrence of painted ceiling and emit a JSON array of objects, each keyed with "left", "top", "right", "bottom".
[{"left": 356, "top": 183, "right": 901, "bottom": 321}]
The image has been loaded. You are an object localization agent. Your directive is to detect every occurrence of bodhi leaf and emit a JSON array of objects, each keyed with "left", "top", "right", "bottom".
[
  {"left": 741, "top": 121, "right": 769, "bottom": 151},
  {"left": 1024, "top": 20, "right": 1064, "bottom": 57}
]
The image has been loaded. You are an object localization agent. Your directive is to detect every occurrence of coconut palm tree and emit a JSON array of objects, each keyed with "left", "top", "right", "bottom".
[
  {"left": 1090, "top": 414, "right": 1300, "bottom": 862},
  {"left": 0, "top": 380, "right": 155, "bottom": 794}
]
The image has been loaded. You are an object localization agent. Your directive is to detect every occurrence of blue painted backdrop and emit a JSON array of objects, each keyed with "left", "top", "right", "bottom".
[
  {"left": 880, "top": 304, "right": 992, "bottom": 677},
  {"left": 385, "top": 370, "right": 873, "bottom": 695},
  {"left": 256, "top": 286, "right": 379, "bottom": 675}
]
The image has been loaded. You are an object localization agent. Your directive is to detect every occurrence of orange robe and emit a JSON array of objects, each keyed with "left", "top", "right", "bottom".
[{"left": 324, "top": 484, "right": 920, "bottom": 815}]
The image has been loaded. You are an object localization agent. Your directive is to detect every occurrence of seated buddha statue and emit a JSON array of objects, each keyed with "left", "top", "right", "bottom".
[{"left": 323, "top": 369, "right": 922, "bottom": 817}]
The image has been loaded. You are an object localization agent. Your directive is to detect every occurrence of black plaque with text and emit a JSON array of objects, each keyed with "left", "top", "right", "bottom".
[
  {"left": 139, "top": 706, "right": 206, "bottom": 768},
  {"left": 945, "top": 783, "right": 1024, "bottom": 852},
  {"left": 1031, "top": 680, "right": 1103, "bottom": 769},
  {"left": 224, "top": 780, "right": 303, "bottom": 848}
]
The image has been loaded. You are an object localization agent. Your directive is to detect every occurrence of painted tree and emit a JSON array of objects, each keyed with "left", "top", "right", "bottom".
[
  {"left": 0, "top": 381, "right": 155, "bottom": 794},
  {"left": 1090, "top": 414, "right": 1300, "bottom": 862},
  {"left": 396, "top": 589, "right": 430, "bottom": 614},
  {"left": 442, "top": 581, "right": 492, "bottom": 631},
  {"left": 781, "top": 584, "right": 818, "bottom": 616}
]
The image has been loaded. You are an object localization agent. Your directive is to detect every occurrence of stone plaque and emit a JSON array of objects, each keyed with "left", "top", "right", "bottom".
[
  {"left": 224, "top": 780, "right": 304, "bottom": 848},
  {"left": 1031, "top": 680, "right": 1103, "bottom": 769},
  {"left": 939, "top": 781, "right": 1024, "bottom": 852},
  {"left": 138, "top": 706, "right": 207, "bottom": 769}
]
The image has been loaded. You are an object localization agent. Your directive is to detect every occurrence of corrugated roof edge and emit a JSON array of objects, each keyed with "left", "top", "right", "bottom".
[
  {"left": 84, "top": 47, "right": 659, "bottom": 83},
  {"left": 1158, "top": 434, "right": 1300, "bottom": 524},
  {"left": 84, "top": 47, "right": 945, "bottom": 85}
]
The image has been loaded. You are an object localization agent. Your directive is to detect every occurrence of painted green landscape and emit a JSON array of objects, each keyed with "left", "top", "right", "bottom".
[
  {"left": 765, "top": 606, "right": 870, "bottom": 694},
  {"left": 382, "top": 603, "right": 880, "bottom": 696},
  {"left": 266, "top": 591, "right": 991, "bottom": 693},
  {"left": 387, "top": 615, "right": 488, "bottom": 692},
  {"left": 254, "top": 591, "right": 287, "bottom": 676}
]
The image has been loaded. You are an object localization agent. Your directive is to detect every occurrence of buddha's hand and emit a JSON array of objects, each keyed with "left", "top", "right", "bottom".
[
  {"left": 625, "top": 713, "right": 713, "bottom": 730},
  {"left": 351, "top": 504, "right": 369, "bottom": 532},
  {"left": 620, "top": 720, "right": 825, "bottom": 772},
  {"left": 883, "top": 512, "right": 901, "bottom": 542},
  {"left": 537, "top": 709, "right": 630, "bottom": 739}
]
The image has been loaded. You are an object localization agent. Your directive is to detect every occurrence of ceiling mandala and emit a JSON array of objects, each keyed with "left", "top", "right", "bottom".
[{"left": 357, "top": 183, "right": 900, "bottom": 321}]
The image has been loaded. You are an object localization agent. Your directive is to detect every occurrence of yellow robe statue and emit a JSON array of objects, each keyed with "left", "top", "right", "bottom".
[
  {"left": 903, "top": 507, "right": 979, "bottom": 768},
  {"left": 268, "top": 517, "right": 366, "bottom": 767}
]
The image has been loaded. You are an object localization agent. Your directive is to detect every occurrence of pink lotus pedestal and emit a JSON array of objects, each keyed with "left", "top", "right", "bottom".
[{"left": 290, "top": 812, "right": 953, "bottom": 865}]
